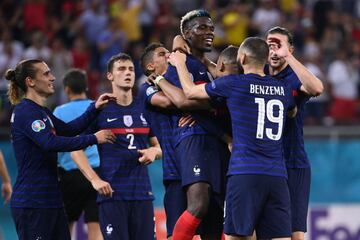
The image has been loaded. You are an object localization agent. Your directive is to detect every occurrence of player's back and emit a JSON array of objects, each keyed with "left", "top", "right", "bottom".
[{"left": 207, "top": 73, "right": 294, "bottom": 178}]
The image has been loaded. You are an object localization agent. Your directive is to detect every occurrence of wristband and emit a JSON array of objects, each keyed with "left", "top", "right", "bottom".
[{"left": 154, "top": 75, "right": 164, "bottom": 85}]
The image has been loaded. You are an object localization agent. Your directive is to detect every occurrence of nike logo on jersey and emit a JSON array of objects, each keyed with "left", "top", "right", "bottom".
[
  {"left": 199, "top": 71, "right": 206, "bottom": 75},
  {"left": 107, "top": 118, "right": 118, "bottom": 122}
]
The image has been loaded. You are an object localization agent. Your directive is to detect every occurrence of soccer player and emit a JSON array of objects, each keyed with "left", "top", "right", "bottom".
[
  {"left": 139, "top": 42, "right": 186, "bottom": 239},
  {"left": 0, "top": 150, "right": 12, "bottom": 204},
  {"left": 5, "top": 59, "right": 116, "bottom": 240},
  {"left": 168, "top": 37, "right": 296, "bottom": 240},
  {"left": 265, "top": 26, "right": 324, "bottom": 240},
  {"left": 151, "top": 10, "right": 230, "bottom": 240},
  {"left": 53, "top": 69, "right": 103, "bottom": 240},
  {"left": 91, "top": 53, "right": 162, "bottom": 240}
]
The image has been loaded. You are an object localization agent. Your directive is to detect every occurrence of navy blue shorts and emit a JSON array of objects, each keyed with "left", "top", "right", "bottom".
[
  {"left": 224, "top": 175, "right": 291, "bottom": 238},
  {"left": 99, "top": 200, "right": 155, "bottom": 240},
  {"left": 287, "top": 167, "right": 311, "bottom": 232},
  {"left": 163, "top": 180, "right": 187, "bottom": 238},
  {"left": 11, "top": 208, "right": 71, "bottom": 240},
  {"left": 175, "top": 135, "right": 227, "bottom": 194}
]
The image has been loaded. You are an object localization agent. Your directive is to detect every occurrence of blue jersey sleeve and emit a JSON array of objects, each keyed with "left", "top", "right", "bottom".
[
  {"left": 164, "top": 65, "right": 181, "bottom": 87},
  {"left": 205, "top": 76, "right": 233, "bottom": 99},
  {"left": 47, "top": 103, "right": 99, "bottom": 137},
  {"left": 139, "top": 83, "right": 160, "bottom": 106},
  {"left": 19, "top": 108, "right": 97, "bottom": 152}
]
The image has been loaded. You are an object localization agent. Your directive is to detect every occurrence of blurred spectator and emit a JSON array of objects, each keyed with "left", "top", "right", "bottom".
[
  {"left": 110, "top": 0, "right": 144, "bottom": 48},
  {"left": 49, "top": 37, "right": 73, "bottom": 106},
  {"left": 0, "top": 0, "right": 22, "bottom": 40},
  {"left": 71, "top": 36, "right": 91, "bottom": 71},
  {"left": 327, "top": 50, "right": 360, "bottom": 124},
  {"left": 0, "top": 29, "right": 24, "bottom": 92},
  {"left": 303, "top": 37, "right": 329, "bottom": 125},
  {"left": 222, "top": 1, "right": 250, "bottom": 46},
  {"left": 137, "top": 0, "right": 159, "bottom": 44},
  {"left": 23, "top": 30, "right": 51, "bottom": 62},
  {"left": 252, "top": 0, "right": 281, "bottom": 36},
  {"left": 22, "top": 0, "right": 47, "bottom": 35},
  {"left": 75, "top": 0, "right": 108, "bottom": 70},
  {"left": 97, "top": 17, "right": 128, "bottom": 73}
]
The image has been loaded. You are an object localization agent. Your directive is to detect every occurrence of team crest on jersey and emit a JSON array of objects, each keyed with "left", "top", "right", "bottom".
[
  {"left": 140, "top": 113, "right": 148, "bottom": 125},
  {"left": 31, "top": 120, "right": 46, "bottom": 132},
  {"left": 123, "top": 115, "right": 133, "bottom": 127}
]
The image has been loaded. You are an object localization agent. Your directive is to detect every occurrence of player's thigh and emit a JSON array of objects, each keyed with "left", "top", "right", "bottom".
[
  {"left": 99, "top": 201, "right": 129, "bottom": 240},
  {"left": 224, "top": 175, "right": 266, "bottom": 237},
  {"left": 256, "top": 176, "right": 291, "bottom": 239},
  {"left": 176, "top": 135, "right": 223, "bottom": 194},
  {"left": 129, "top": 200, "right": 155, "bottom": 240}
]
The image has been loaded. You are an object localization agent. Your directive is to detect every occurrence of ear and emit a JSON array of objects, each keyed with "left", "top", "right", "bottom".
[
  {"left": 146, "top": 63, "right": 155, "bottom": 73},
  {"left": 183, "top": 28, "right": 191, "bottom": 41},
  {"left": 64, "top": 86, "right": 70, "bottom": 95},
  {"left": 289, "top": 45, "right": 295, "bottom": 54},
  {"left": 25, "top": 76, "right": 35, "bottom": 88},
  {"left": 219, "top": 62, "right": 226, "bottom": 72},
  {"left": 240, "top": 53, "right": 246, "bottom": 66},
  {"left": 106, "top": 72, "right": 113, "bottom": 82}
]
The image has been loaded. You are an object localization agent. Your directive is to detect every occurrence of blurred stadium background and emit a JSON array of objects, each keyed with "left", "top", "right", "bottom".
[{"left": 0, "top": 0, "right": 359, "bottom": 239}]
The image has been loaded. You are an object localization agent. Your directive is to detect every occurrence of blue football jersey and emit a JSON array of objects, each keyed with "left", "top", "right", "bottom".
[
  {"left": 164, "top": 54, "right": 224, "bottom": 146},
  {"left": 10, "top": 99, "right": 98, "bottom": 208},
  {"left": 205, "top": 74, "right": 295, "bottom": 178},
  {"left": 265, "top": 65, "right": 311, "bottom": 168},
  {"left": 138, "top": 83, "right": 180, "bottom": 181},
  {"left": 92, "top": 99, "right": 154, "bottom": 202}
]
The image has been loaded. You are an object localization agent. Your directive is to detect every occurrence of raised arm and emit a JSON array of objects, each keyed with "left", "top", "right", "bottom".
[
  {"left": 150, "top": 74, "right": 211, "bottom": 110},
  {"left": 166, "top": 51, "right": 210, "bottom": 100},
  {"left": 269, "top": 37, "right": 324, "bottom": 96}
]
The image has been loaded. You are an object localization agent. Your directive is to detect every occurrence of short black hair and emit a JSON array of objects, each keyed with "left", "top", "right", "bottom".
[
  {"left": 180, "top": 9, "right": 211, "bottom": 36},
  {"left": 62, "top": 68, "right": 87, "bottom": 94},
  {"left": 107, "top": 53, "right": 132, "bottom": 73},
  {"left": 266, "top": 26, "right": 294, "bottom": 46},
  {"left": 140, "top": 42, "right": 164, "bottom": 76},
  {"left": 240, "top": 37, "right": 269, "bottom": 66},
  {"left": 219, "top": 45, "right": 238, "bottom": 65}
]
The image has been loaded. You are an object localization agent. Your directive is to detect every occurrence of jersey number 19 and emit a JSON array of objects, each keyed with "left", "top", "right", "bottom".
[{"left": 254, "top": 97, "right": 284, "bottom": 141}]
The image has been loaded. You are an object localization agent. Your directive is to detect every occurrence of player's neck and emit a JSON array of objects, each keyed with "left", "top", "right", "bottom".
[
  {"left": 269, "top": 63, "right": 288, "bottom": 76},
  {"left": 243, "top": 66, "right": 265, "bottom": 76},
  {"left": 114, "top": 88, "right": 133, "bottom": 106},
  {"left": 191, "top": 48, "right": 206, "bottom": 63},
  {"left": 69, "top": 93, "right": 87, "bottom": 101},
  {"left": 25, "top": 91, "right": 47, "bottom": 107}
]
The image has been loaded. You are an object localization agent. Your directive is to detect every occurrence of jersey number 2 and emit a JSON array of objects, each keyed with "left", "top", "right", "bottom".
[
  {"left": 126, "top": 134, "right": 137, "bottom": 149},
  {"left": 254, "top": 98, "right": 284, "bottom": 140}
]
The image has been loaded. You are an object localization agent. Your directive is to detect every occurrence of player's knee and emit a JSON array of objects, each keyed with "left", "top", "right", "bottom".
[{"left": 187, "top": 196, "right": 209, "bottom": 218}]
